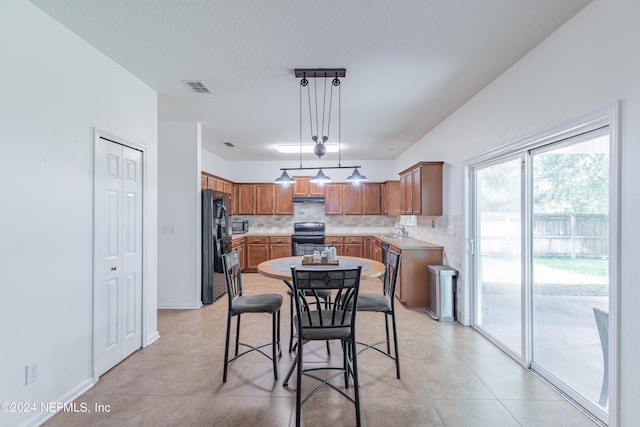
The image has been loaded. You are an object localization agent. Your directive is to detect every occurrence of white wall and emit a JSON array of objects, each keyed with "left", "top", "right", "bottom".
[
  {"left": 158, "top": 122, "right": 202, "bottom": 308},
  {"left": 0, "top": 1, "right": 158, "bottom": 426},
  {"left": 395, "top": 0, "right": 639, "bottom": 423},
  {"left": 201, "top": 148, "right": 229, "bottom": 178}
]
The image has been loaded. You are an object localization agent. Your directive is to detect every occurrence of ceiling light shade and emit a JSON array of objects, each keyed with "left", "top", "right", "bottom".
[
  {"left": 309, "top": 169, "right": 332, "bottom": 187},
  {"left": 275, "top": 143, "right": 338, "bottom": 154},
  {"left": 345, "top": 168, "right": 368, "bottom": 186},
  {"left": 274, "top": 170, "right": 296, "bottom": 188}
]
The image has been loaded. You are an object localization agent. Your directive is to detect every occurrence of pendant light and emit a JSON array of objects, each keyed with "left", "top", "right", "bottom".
[
  {"left": 309, "top": 168, "right": 332, "bottom": 186},
  {"left": 273, "top": 170, "right": 296, "bottom": 187},
  {"left": 274, "top": 68, "right": 367, "bottom": 187},
  {"left": 345, "top": 168, "right": 368, "bottom": 186}
]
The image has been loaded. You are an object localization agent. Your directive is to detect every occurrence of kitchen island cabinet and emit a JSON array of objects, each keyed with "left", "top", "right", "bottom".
[{"left": 371, "top": 235, "right": 443, "bottom": 308}]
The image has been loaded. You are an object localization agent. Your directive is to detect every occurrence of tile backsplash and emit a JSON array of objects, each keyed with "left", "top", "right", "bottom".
[{"left": 234, "top": 203, "right": 397, "bottom": 235}]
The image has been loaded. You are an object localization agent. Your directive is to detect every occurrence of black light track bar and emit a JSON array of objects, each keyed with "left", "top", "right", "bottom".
[
  {"left": 280, "top": 165, "right": 360, "bottom": 171},
  {"left": 294, "top": 68, "right": 346, "bottom": 78}
]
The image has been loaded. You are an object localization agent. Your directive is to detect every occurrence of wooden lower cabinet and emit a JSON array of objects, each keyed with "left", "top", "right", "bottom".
[
  {"left": 246, "top": 236, "right": 269, "bottom": 271},
  {"left": 245, "top": 236, "right": 291, "bottom": 271},
  {"left": 395, "top": 247, "right": 443, "bottom": 308},
  {"left": 344, "top": 236, "right": 364, "bottom": 257},
  {"left": 324, "top": 236, "right": 344, "bottom": 255},
  {"left": 269, "top": 236, "right": 292, "bottom": 259},
  {"left": 372, "top": 238, "right": 382, "bottom": 263},
  {"left": 231, "top": 237, "right": 246, "bottom": 271}
]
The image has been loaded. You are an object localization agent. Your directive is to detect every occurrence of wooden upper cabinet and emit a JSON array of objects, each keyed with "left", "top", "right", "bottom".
[
  {"left": 343, "top": 185, "right": 363, "bottom": 215},
  {"left": 275, "top": 185, "right": 293, "bottom": 215},
  {"left": 411, "top": 167, "right": 421, "bottom": 214},
  {"left": 324, "top": 184, "right": 344, "bottom": 215},
  {"left": 201, "top": 173, "right": 207, "bottom": 189},
  {"left": 399, "top": 162, "right": 443, "bottom": 216},
  {"left": 255, "top": 184, "right": 275, "bottom": 215},
  {"left": 400, "top": 171, "right": 412, "bottom": 214},
  {"left": 231, "top": 184, "right": 239, "bottom": 216},
  {"left": 207, "top": 176, "right": 217, "bottom": 191},
  {"left": 385, "top": 181, "right": 401, "bottom": 216},
  {"left": 362, "top": 183, "right": 381, "bottom": 215},
  {"left": 237, "top": 184, "right": 256, "bottom": 215},
  {"left": 293, "top": 176, "right": 325, "bottom": 196}
]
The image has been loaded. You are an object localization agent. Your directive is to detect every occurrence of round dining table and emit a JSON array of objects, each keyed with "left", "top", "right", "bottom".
[
  {"left": 257, "top": 255, "right": 386, "bottom": 387},
  {"left": 257, "top": 255, "right": 385, "bottom": 283}
]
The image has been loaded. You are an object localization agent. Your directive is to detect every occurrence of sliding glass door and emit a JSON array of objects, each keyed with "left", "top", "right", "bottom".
[
  {"left": 474, "top": 156, "right": 523, "bottom": 357},
  {"left": 470, "top": 125, "right": 612, "bottom": 423},
  {"left": 530, "top": 133, "right": 609, "bottom": 415}
]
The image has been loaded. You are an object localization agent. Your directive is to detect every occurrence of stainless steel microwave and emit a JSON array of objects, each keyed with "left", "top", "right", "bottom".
[{"left": 231, "top": 219, "right": 249, "bottom": 234}]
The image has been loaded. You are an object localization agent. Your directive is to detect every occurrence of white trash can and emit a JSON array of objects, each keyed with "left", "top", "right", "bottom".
[{"left": 426, "top": 265, "right": 457, "bottom": 322}]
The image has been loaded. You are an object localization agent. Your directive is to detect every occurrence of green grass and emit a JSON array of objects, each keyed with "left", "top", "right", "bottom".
[
  {"left": 482, "top": 255, "right": 608, "bottom": 277},
  {"left": 534, "top": 257, "right": 608, "bottom": 277}
]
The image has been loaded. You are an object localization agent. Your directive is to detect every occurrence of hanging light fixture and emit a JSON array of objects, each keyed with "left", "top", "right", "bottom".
[
  {"left": 345, "top": 167, "right": 368, "bottom": 186},
  {"left": 273, "top": 170, "right": 296, "bottom": 187},
  {"left": 274, "top": 68, "right": 366, "bottom": 187},
  {"left": 309, "top": 168, "right": 332, "bottom": 186}
]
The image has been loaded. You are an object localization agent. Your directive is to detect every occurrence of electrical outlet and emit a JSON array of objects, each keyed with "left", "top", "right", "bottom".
[
  {"left": 447, "top": 225, "right": 455, "bottom": 236},
  {"left": 26, "top": 362, "right": 38, "bottom": 385}
]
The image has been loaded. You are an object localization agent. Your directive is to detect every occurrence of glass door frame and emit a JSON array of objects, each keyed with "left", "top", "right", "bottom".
[
  {"left": 469, "top": 152, "right": 530, "bottom": 366},
  {"left": 463, "top": 103, "right": 620, "bottom": 425}
]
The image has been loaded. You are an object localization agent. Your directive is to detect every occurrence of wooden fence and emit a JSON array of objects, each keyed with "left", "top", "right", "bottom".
[{"left": 480, "top": 213, "right": 608, "bottom": 258}]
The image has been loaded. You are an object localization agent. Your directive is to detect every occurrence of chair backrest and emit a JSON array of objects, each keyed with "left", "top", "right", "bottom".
[
  {"left": 290, "top": 267, "right": 362, "bottom": 332},
  {"left": 221, "top": 250, "right": 243, "bottom": 301},
  {"left": 383, "top": 249, "right": 401, "bottom": 299},
  {"left": 293, "top": 243, "right": 331, "bottom": 256},
  {"left": 593, "top": 307, "right": 609, "bottom": 354}
]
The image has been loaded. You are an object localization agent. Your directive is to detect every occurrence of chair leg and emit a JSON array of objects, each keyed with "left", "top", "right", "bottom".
[
  {"left": 235, "top": 313, "right": 241, "bottom": 356},
  {"left": 295, "top": 338, "right": 304, "bottom": 427},
  {"left": 350, "top": 338, "right": 362, "bottom": 427},
  {"left": 223, "top": 311, "right": 232, "bottom": 383},
  {"left": 343, "top": 340, "right": 349, "bottom": 389},
  {"left": 272, "top": 311, "right": 279, "bottom": 381},
  {"left": 289, "top": 294, "right": 295, "bottom": 353},
  {"left": 391, "top": 310, "right": 401, "bottom": 379},
  {"left": 384, "top": 313, "right": 391, "bottom": 354}
]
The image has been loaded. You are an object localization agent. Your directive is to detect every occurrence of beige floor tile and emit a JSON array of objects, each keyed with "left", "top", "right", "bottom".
[
  {"left": 43, "top": 274, "right": 598, "bottom": 427},
  {"left": 500, "top": 399, "right": 599, "bottom": 427},
  {"left": 431, "top": 399, "right": 520, "bottom": 427}
]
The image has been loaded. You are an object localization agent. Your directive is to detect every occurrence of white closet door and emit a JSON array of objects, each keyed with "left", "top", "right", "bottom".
[{"left": 95, "top": 138, "right": 143, "bottom": 376}]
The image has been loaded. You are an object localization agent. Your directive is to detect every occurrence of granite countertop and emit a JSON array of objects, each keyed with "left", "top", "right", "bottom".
[
  {"left": 231, "top": 231, "right": 442, "bottom": 249},
  {"left": 374, "top": 235, "right": 443, "bottom": 250}
]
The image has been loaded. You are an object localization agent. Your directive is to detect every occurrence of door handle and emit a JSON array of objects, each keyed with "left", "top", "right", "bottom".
[{"left": 470, "top": 239, "right": 475, "bottom": 256}]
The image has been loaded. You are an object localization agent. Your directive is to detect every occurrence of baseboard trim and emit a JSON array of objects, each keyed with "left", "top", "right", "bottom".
[{"left": 20, "top": 378, "right": 94, "bottom": 427}]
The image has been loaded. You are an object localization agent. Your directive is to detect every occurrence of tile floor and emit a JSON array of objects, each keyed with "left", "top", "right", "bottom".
[{"left": 44, "top": 274, "right": 600, "bottom": 426}]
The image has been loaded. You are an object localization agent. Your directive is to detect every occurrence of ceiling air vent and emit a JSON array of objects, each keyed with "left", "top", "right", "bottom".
[{"left": 182, "top": 80, "right": 211, "bottom": 94}]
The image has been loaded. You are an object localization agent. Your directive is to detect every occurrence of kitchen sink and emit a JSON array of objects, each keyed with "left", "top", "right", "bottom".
[{"left": 379, "top": 234, "right": 404, "bottom": 239}]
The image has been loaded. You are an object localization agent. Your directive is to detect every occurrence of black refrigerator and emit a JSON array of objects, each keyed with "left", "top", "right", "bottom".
[{"left": 202, "top": 189, "right": 231, "bottom": 304}]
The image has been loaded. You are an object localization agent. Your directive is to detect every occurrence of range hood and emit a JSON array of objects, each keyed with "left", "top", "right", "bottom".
[{"left": 292, "top": 196, "right": 325, "bottom": 203}]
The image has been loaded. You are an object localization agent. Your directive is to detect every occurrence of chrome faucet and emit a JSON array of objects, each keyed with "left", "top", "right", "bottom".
[{"left": 395, "top": 225, "right": 409, "bottom": 238}]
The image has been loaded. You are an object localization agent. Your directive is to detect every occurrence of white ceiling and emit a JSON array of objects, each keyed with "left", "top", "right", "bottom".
[{"left": 32, "top": 0, "right": 590, "bottom": 162}]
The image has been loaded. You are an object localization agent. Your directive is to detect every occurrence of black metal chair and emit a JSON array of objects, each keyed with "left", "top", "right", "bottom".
[
  {"left": 221, "top": 249, "right": 282, "bottom": 382},
  {"left": 290, "top": 266, "right": 363, "bottom": 427},
  {"left": 593, "top": 307, "right": 609, "bottom": 406},
  {"left": 287, "top": 243, "right": 333, "bottom": 353},
  {"left": 352, "top": 249, "right": 402, "bottom": 379}
]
